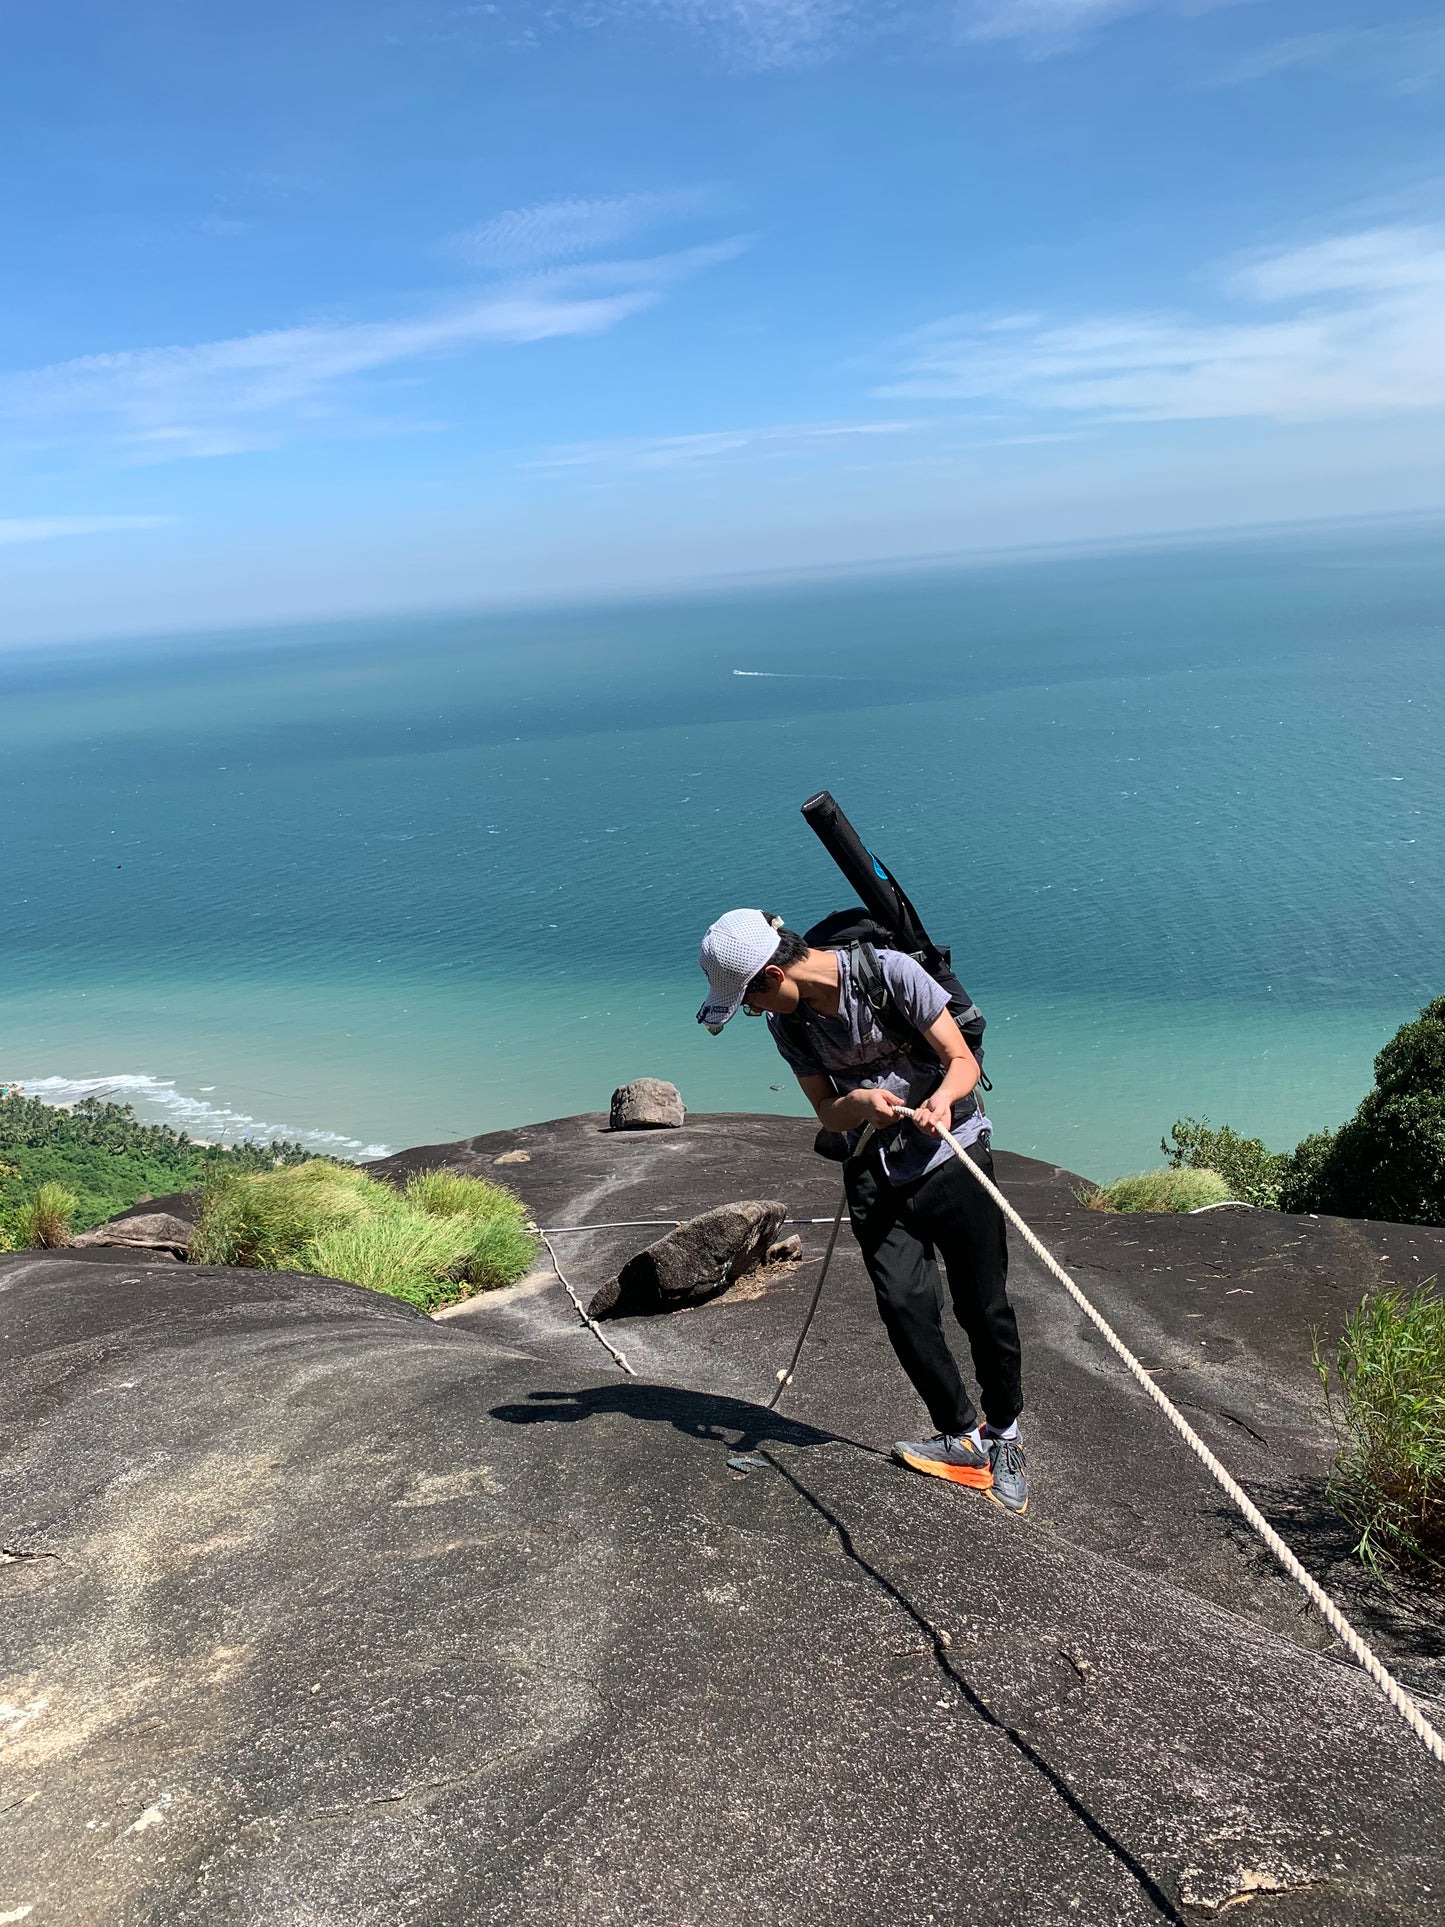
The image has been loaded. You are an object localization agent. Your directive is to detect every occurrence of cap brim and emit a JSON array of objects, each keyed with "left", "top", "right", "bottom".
[{"left": 697, "top": 992, "right": 744, "bottom": 1034}]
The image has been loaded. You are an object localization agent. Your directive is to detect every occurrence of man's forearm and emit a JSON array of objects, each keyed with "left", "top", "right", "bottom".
[
  {"left": 816, "top": 1089, "right": 875, "bottom": 1132},
  {"left": 931, "top": 1053, "right": 980, "bottom": 1114},
  {"left": 812, "top": 1050, "right": 979, "bottom": 1134}
]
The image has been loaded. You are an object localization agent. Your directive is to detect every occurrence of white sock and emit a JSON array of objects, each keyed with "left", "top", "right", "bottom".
[{"left": 984, "top": 1419, "right": 1019, "bottom": 1441}]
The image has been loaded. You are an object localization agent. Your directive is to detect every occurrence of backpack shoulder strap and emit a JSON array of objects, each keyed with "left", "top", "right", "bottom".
[
  {"left": 850, "top": 943, "right": 985, "bottom": 1090},
  {"left": 850, "top": 940, "right": 914, "bottom": 1052}
]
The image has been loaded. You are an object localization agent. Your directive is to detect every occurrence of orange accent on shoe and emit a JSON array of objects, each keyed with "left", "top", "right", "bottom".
[
  {"left": 983, "top": 1485, "right": 1028, "bottom": 1515},
  {"left": 898, "top": 1448, "right": 994, "bottom": 1490}
]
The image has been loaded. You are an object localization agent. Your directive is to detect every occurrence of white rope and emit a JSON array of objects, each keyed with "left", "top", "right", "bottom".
[
  {"left": 538, "top": 1230, "right": 636, "bottom": 1376},
  {"left": 540, "top": 1216, "right": 846, "bottom": 1232},
  {"left": 921, "top": 1114, "right": 1445, "bottom": 1768},
  {"left": 766, "top": 1186, "right": 850, "bottom": 1412},
  {"left": 767, "top": 1121, "right": 881, "bottom": 1414},
  {"left": 540, "top": 1219, "right": 682, "bottom": 1233}
]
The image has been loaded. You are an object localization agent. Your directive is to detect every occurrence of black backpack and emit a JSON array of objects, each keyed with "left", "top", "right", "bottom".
[
  {"left": 799, "top": 906, "right": 988, "bottom": 1078},
  {"left": 782, "top": 791, "right": 991, "bottom": 1159},
  {"left": 775, "top": 909, "right": 990, "bottom": 1162}
]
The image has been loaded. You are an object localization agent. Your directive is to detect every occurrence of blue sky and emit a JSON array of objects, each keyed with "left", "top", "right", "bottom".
[{"left": 4, "top": 0, "right": 1444, "bottom": 641}]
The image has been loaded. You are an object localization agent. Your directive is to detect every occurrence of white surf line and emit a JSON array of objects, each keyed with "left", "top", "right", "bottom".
[{"left": 8, "top": 1073, "right": 391, "bottom": 1159}]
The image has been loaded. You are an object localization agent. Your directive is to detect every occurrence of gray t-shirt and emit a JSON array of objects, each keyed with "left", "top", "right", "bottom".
[{"left": 767, "top": 949, "right": 989, "bottom": 1185}]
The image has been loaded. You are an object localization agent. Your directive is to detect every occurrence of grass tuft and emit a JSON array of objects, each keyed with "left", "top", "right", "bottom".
[
  {"left": 16, "top": 1180, "right": 80, "bottom": 1248},
  {"left": 307, "top": 1214, "right": 481, "bottom": 1311},
  {"left": 190, "top": 1158, "right": 537, "bottom": 1308},
  {"left": 462, "top": 1211, "right": 542, "bottom": 1292},
  {"left": 1082, "top": 1167, "right": 1234, "bottom": 1214},
  {"left": 1316, "top": 1282, "right": 1445, "bottom": 1575},
  {"left": 402, "top": 1168, "right": 537, "bottom": 1289},
  {"left": 190, "top": 1161, "right": 371, "bottom": 1270},
  {"left": 403, "top": 1168, "right": 520, "bottom": 1224}
]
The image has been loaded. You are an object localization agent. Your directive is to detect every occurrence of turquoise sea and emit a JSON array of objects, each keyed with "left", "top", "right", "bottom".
[{"left": 3, "top": 518, "right": 1442, "bottom": 1181}]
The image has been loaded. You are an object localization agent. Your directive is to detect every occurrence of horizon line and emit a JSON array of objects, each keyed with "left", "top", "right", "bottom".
[{"left": 3, "top": 502, "right": 1443, "bottom": 658}]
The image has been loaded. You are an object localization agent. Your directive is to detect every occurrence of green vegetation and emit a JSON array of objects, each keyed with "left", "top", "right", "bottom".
[
  {"left": 1082, "top": 1167, "right": 1234, "bottom": 1214},
  {"left": 0, "top": 1090, "right": 312, "bottom": 1241},
  {"left": 1281, "top": 996, "right": 1445, "bottom": 1226},
  {"left": 1316, "top": 1282, "right": 1445, "bottom": 1575},
  {"left": 190, "top": 1158, "right": 364, "bottom": 1269},
  {"left": 1163, "top": 997, "right": 1445, "bottom": 1228},
  {"left": 15, "top": 1181, "right": 79, "bottom": 1249},
  {"left": 0, "top": 1093, "right": 538, "bottom": 1297},
  {"left": 192, "top": 1161, "right": 536, "bottom": 1310},
  {"left": 1162, "top": 1117, "right": 1289, "bottom": 1208}
]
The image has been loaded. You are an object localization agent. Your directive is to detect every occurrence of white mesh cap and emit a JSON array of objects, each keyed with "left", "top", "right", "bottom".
[{"left": 697, "top": 908, "right": 782, "bottom": 1033}]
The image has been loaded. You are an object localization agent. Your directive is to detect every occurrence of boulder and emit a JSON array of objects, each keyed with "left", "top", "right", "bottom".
[
  {"left": 609, "top": 1078, "right": 685, "bottom": 1131},
  {"left": 70, "top": 1210, "right": 197, "bottom": 1259},
  {"left": 588, "top": 1200, "right": 787, "bottom": 1319},
  {"left": 765, "top": 1234, "right": 804, "bottom": 1266}
]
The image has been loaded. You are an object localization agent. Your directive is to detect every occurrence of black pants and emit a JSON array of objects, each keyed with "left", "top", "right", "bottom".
[{"left": 845, "top": 1138, "right": 1022, "bottom": 1437}]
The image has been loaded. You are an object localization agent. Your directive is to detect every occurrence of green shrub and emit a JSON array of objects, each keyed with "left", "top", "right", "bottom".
[
  {"left": 401, "top": 1168, "right": 539, "bottom": 1289},
  {"left": 1276, "top": 1128, "right": 1337, "bottom": 1214},
  {"left": 307, "top": 1214, "right": 480, "bottom": 1311},
  {"left": 191, "top": 1158, "right": 536, "bottom": 1308},
  {"left": 462, "top": 1210, "right": 541, "bottom": 1291},
  {"left": 403, "top": 1168, "right": 514, "bottom": 1223},
  {"left": 1162, "top": 1116, "right": 1289, "bottom": 1208},
  {"left": 1282, "top": 998, "right": 1445, "bottom": 1225},
  {"left": 1083, "top": 1167, "right": 1234, "bottom": 1214},
  {"left": 190, "top": 1160, "right": 372, "bottom": 1269},
  {"left": 1316, "top": 1282, "right": 1445, "bottom": 1574},
  {"left": 16, "top": 1181, "right": 80, "bottom": 1249}
]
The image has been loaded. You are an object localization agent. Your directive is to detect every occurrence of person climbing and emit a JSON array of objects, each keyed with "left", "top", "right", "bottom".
[{"left": 696, "top": 907, "right": 1028, "bottom": 1514}]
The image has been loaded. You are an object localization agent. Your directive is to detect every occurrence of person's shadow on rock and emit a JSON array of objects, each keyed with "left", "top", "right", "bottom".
[{"left": 489, "top": 1382, "right": 879, "bottom": 1459}]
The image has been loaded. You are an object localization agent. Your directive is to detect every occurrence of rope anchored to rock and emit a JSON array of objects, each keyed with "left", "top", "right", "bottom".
[{"left": 537, "top": 1229, "right": 636, "bottom": 1377}]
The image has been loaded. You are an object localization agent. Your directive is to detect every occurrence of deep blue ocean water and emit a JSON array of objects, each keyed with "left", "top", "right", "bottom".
[{"left": 3, "top": 518, "right": 1442, "bottom": 1179}]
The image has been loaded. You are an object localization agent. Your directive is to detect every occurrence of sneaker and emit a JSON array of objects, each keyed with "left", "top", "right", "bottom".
[
  {"left": 984, "top": 1434, "right": 1029, "bottom": 1515},
  {"left": 893, "top": 1433, "right": 994, "bottom": 1490}
]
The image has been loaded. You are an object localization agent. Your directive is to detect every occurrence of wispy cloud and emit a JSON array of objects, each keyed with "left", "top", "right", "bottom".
[
  {"left": 626, "top": 1, "right": 866, "bottom": 70},
  {"left": 0, "top": 243, "right": 743, "bottom": 463},
  {"left": 881, "top": 226, "right": 1445, "bottom": 421},
  {"left": 430, "top": 0, "right": 1182, "bottom": 67},
  {"left": 960, "top": 0, "right": 1156, "bottom": 53},
  {"left": 455, "top": 189, "right": 715, "bottom": 267},
  {"left": 411, "top": 0, "right": 867, "bottom": 69},
  {"left": 1218, "top": 22, "right": 1445, "bottom": 95},
  {"left": 0, "top": 515, "right": 174, "bottom": 546},
  {"left": 529, "top": 416, "right": 925, "bottom": 471}
]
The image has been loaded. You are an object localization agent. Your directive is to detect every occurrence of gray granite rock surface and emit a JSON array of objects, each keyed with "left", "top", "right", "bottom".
[{"left": 5, "top": 1112, "right": 1445, "bottom": 1924}]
